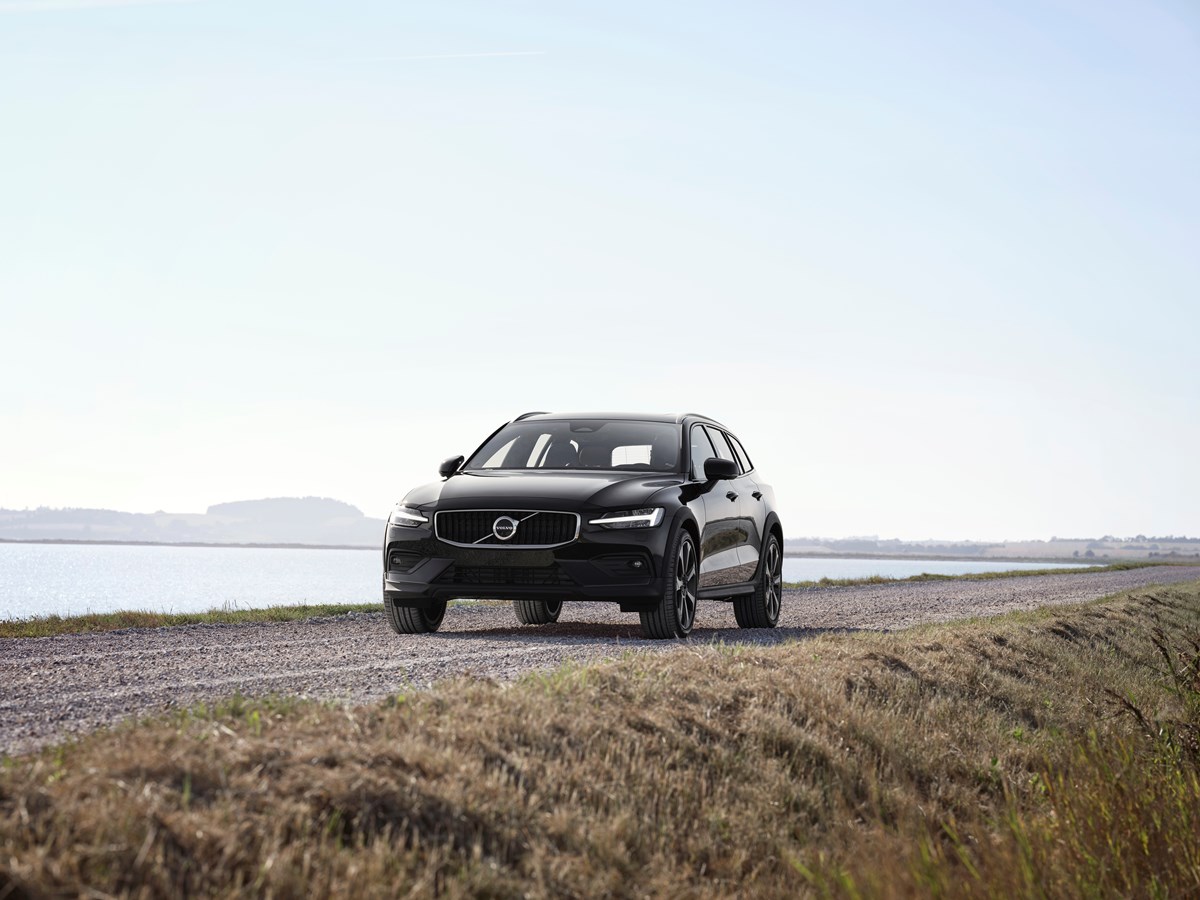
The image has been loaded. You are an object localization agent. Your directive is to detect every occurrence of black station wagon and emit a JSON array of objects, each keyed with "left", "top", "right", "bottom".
[{"left": 382, "top": 412, "right": 784, "bottom": 639}]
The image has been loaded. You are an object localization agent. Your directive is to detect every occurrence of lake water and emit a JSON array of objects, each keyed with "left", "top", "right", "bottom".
[
  {"left": 0, "top": 543, "right": 381, "bottom": 620},
  {"left": 781, "top": 557, "right": 1095, "bottom": 583},
  {"left": 0, "top": 543, "right": 1097, "bottom": 620}
]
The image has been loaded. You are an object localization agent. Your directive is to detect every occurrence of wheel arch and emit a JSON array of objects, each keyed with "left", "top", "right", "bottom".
[
  {"left": 764, "top": 512, "right": 784, "bottom": 547},
  {"left": 671, "top": 507, "right": 700, "bottom": 546},
  {"left": 757, "top": 512, "right": 785, "bottom": 580}
]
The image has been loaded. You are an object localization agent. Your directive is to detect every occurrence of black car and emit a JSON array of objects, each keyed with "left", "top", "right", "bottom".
[{"left": 382, "top": 412, "right": 784, "bottom": 639}]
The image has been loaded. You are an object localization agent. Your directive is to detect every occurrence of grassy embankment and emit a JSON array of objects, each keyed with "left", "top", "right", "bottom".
[
  {"left": 0, "top": 561, "right": 1166, "bottom": 639},
  {"left": 3, "top": 579, "right": 1199, "bottom": 897},
  {"left": 784, "top": 559, "right": 1159, "bottom": 589}
]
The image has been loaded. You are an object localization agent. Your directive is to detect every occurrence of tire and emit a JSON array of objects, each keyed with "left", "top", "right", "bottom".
[
  {"left": 640, "top": 527, "right": 698, "bottom": 639},
  {"left": 513, "top": 598, "right": 562, "bottom": 625},
  {"left": 735, "top": 534, "right": 782, "bottom": 628},
  {"left": 385, "top": 598, "right": 447, "bottom": 634}
]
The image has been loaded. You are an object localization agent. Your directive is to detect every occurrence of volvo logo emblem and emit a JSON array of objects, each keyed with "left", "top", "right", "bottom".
[{"left": 492, "top": 516, "right": 519, "bottom": 541}]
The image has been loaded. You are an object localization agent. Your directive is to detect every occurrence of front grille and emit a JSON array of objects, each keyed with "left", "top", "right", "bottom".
[
  {"left": 435, "top": 510, "right": 579, "bottom": 547},
  {"left": 434, "top": 565, "right": 575, "bottom": 586}
]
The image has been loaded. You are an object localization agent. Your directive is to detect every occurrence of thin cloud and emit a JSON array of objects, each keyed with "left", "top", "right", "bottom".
[
  {"left": 338, "top": 51, "right": 547, "bottom": 63},
  {"left": 0, "top": 0, "right": 198, "bottom": 10}
]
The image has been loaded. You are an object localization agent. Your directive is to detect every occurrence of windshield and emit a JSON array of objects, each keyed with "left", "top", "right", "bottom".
[{"left": 464, "top": 420, "right": 682, "bottom": 472}]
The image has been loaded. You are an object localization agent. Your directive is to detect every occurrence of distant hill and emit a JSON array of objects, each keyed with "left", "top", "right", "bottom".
[
  {"left": 207, "top": 498, "right": 364, "bottom": 520},
  {"left": 0, "top": 497, "right": 385, "bottom": 547}
]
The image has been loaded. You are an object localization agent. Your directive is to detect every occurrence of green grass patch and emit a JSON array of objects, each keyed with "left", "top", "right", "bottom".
[
  {"left": 0, "top": 602, "right": 382, "bottom": 639},
  {"left": 0, "top": 599, "right": 508, "bottom": 640},
  {"left": 783, "top": 559, "right": 1161, "bottom": 589}
]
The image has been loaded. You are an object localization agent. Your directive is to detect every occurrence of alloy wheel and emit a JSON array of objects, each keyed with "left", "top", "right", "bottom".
[
  {"left": 764, "top": 539, "right": 782, "bottom": 622},
  {"left": 676, "top": 536, "right": 698, "bottom": 632}
]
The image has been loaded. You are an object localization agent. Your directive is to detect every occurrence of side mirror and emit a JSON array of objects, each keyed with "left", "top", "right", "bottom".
[
  {"left": 438, "top": 455, "right": 464, "bottom": 478},
  {"left": 703, "top": 458, "right": 739, "bottom": 481}
]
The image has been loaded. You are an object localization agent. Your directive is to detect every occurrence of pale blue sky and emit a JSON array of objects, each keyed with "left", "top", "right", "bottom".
[{"left": 1, "top": 0, "right": 1196, "bottom": 539}]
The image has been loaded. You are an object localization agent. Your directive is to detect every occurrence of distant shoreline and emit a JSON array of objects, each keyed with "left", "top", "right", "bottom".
[
  {"left": 783, "top": 551, "right": 1121, "bottom": 565},
  {"left": 0, "top": 538, "right": 378, "bottom": 552},
  {"left": 0, "top": 538, "right": 1176, "bottom": 566}
]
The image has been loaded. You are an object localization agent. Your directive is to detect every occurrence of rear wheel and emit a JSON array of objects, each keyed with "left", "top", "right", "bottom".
[
  {"left": 734, "top": 535, "right": 782, "bottom": 628},
  {"left": 640, "top": 528, "right": 698, "bottom": 639},
  {"left": 385, "top": 599, "right": 447, "bottom": 634},
  {"left": 513, "top": 598, "right": 562, "bottom": 625}
]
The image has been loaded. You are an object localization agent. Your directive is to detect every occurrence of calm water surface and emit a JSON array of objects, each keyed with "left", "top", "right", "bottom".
[
  {"left": 781, "top": 557, "right": 1095, "bottom": 583},
  {"left": 0, "top": 543, "right": 1097, "bottom": 620},
  {"left": 0, "top": 543, "right": 380, "bottom": 620}
]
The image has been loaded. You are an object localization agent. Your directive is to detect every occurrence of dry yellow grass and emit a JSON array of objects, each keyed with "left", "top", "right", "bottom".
[{"left": 2, "top": 582, "right": 1199, "bottom": 898}]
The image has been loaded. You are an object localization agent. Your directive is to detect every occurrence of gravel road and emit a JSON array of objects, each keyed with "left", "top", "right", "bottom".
[{"left": 3, "top": 566, "right": 1198, "bottom": 756}]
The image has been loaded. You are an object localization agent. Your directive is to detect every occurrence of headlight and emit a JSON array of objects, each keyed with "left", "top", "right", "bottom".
[
  {"left": 390, "top": 504, "right": 429, "bottom": 527},
  {"left": 589, "top": 508, "right": 665, "bottom": 529}
]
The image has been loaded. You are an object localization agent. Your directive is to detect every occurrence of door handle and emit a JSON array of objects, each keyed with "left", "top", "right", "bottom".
[
  {"left": 726, "top": 491, "right": 738, "bottom": 501},
  {"left": 752, "top": 491, "right": 763, "bottom": 500}
]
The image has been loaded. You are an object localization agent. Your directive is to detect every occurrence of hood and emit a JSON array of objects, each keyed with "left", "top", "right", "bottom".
[{"left": 402, "top": 470, "right": 684, "bottom": 512}]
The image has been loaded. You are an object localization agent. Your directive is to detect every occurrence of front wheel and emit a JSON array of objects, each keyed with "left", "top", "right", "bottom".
[
  {"left": 734, "top": 535, "right": 782, "bottom": 628},
  {"left": 640, "top": 528, "right": 698, "bottom": 639},
  {"left": 385, "top": 599, "right": 447, "bottom": 634}
]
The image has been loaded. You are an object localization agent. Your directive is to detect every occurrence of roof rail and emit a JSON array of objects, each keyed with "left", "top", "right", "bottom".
[{"left": 514, "top": 410, "right": 551, "bottom": 421}]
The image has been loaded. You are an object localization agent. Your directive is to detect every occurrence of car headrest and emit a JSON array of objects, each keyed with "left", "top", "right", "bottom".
[
  {"left": 578, "top": 445, "right": 611, "bottom": 468},
  {"left": 542, "top": 441, "right": 578, "bottom": 467},
  {"left": 650, "top": 440, "right": 679, "bottom": 469}
]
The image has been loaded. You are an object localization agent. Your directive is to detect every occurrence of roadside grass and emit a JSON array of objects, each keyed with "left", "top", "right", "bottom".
[
  {"left": 0, "top": 599, "right": 503, "bottom": 640},
  {"left": 782, "top": 559, "right": 1161, "bottom": 589},
  {"left": 2, "top": 581, "right": 1199, "bottom": 897},
  {"left": 0, "top": 602, "right": 382, "bottom": 640},
  {"left": 0, "top": 562, "right": 1168, "bottom": 640}
]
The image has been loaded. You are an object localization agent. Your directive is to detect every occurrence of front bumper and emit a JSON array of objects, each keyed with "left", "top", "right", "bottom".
[{"left": 382, "top": 519, "right": 671, "bottom": 612}]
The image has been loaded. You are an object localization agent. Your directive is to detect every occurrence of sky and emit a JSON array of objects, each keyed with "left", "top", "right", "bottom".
[{"left": 1, "top": 0, "right": 1197, "bottom": 541}]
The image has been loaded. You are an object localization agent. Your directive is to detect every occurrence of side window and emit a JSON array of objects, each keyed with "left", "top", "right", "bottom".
[
  {"left": 703, "top": 427, "right": 737, "bottom": 466},
  {"left": 480, "top": 438, "right": 518, "bottom": 468},
  {"left": 611, "top": 445, "right": 652, "bottom": 466},
  {"left": 689, "top": 426, "right": 717, "bottom": 481},
  {"left": 525, "top": 433, "right": 552, "bottom": 467},
  {"left": 725, "top": 432, "right": 753, "bottom": 473}
]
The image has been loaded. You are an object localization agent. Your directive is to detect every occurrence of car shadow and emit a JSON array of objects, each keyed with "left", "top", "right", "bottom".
[{"left": 427, "top": 621, "right": 866, "bottom": 646}]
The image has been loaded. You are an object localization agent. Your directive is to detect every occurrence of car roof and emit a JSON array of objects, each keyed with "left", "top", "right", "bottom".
[{"left": 514, "top": 411, "right": 729, "bottom": 429}]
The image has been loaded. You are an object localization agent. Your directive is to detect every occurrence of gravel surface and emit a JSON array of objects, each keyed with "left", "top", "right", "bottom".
[{"left": 3, "top": 566, "right": 1198, "bottom": 756}]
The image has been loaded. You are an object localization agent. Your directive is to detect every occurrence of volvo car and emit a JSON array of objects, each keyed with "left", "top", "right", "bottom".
[{"left": 382, "top": 412, "right": 783, "bottom": 639}]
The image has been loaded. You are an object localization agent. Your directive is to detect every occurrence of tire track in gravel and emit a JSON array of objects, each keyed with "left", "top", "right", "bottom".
[{"left": 3, "top": 565, "right": 1198, "bottom": 756}]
